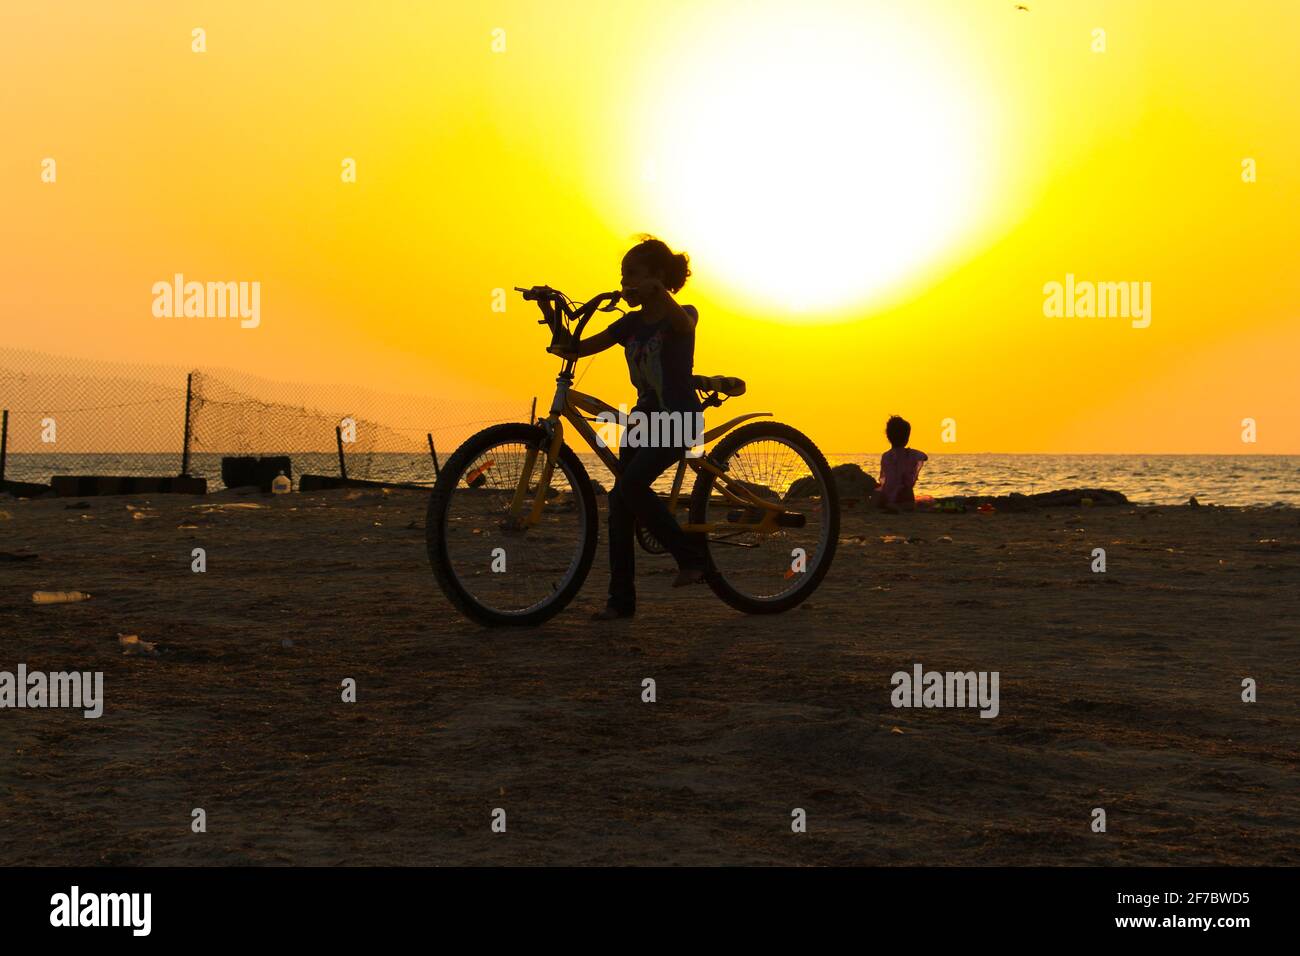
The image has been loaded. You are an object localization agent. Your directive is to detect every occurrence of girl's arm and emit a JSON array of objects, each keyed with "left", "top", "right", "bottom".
[
  {"left": 575, "top": 326, "right": 620, "bottom": 357},
  {"left": 549, "top": 324, "right": 621, "bottom": 360}
]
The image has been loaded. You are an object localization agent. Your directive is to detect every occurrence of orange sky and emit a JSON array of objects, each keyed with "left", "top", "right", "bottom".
[{"left": 2, "top": 0, "right": 1297, "bottom": 453}]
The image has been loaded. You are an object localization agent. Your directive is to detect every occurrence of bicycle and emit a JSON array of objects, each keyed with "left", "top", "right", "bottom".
[{"left": 426, "top": 285, "right": 840, "bottom": 626}]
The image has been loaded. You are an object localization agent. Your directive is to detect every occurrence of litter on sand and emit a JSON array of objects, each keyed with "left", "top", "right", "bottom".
[
  {"left": 118, "top": 634, "right": 158, "bottom": 656},
  {"left": 32, "top": 591, "right": 91, "bottom": 604}
]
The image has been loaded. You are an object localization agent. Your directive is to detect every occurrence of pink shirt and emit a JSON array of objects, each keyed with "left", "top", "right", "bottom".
[{"left": 878, "top": 447, "right": 928, "bottom": 504}]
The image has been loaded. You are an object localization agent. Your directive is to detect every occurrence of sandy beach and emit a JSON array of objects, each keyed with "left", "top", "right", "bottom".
[{"left": 1, "top": 488, "right": 1296, "bottom": 866}]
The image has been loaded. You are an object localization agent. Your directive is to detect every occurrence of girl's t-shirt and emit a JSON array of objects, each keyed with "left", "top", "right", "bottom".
[
  {"left": 606, "top": 305, "right": 702, "bottom": 413},
  {"left": 879, "top": 447, "right": 928, "bottom": 504}
]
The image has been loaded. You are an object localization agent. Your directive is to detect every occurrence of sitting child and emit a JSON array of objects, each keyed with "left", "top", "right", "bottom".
[{"left": 877, "top": 415, "right": 928, "bottom": 512}]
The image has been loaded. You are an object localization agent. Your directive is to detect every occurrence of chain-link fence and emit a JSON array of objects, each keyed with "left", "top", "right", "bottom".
[{"left": 0, "top": 347, "right": 526, "bottom": 492}]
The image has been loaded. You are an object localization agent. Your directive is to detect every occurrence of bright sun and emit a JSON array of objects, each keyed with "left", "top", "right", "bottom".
[{"left": 631, "top": 4, "right": 993, "bottom": 317}]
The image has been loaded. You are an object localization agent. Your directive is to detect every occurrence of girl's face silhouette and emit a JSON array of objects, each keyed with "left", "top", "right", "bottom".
[{"left": 620, "top": 259, "right": 656, "bottom": 308}]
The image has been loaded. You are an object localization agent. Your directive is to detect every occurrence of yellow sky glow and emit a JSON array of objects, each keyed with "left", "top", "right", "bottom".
[{"left": 2, "top": 0, "right": 1297, "bottom": 453}]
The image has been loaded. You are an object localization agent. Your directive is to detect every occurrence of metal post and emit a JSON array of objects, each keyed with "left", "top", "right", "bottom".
[
  {"left": 335, "top": 425, "right": 348, "bottom": 479},
  {"left": 529, "top": 396, "right": 537, "bottom": 424},
  {"left": 426, "top": 432, "right": 440, "bottom": 479},
  {"left": 180, "top": 373, "right": 193, "bottom": 476},
  {"left": 0, "top": 409, "right": 8, "bottom": 486}
]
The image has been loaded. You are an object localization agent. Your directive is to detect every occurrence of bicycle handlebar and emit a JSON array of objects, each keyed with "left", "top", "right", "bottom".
[{"left": 514, "top": 285, "right": 622, "bottom": 350}]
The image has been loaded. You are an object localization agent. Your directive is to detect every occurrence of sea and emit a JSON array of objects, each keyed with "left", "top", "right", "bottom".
[{"left": 3, "top": 452, "right": 1297, "bottom": 507}]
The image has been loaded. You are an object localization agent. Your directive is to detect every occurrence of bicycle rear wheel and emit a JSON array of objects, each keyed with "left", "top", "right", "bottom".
[
  {"left": 426, "top": 422, "right": 598, "bottom": 626},
  {"left": 688, "top": 421, "right": 838, "bottom": 613}
]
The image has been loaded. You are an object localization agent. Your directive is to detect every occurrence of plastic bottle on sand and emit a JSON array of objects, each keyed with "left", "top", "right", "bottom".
[
  {"left": 272, "top": 471, "right": 292, "bottom": 495},
  {"left": 32, "top": 591, "right": 92, "bottom": 604}
]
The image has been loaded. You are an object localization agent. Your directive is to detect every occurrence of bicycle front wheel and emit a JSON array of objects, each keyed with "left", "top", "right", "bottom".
[
  {"left": 688, "top": 421, "right": 839, "bottom": 613},
  {"left": 426, "top": 422, "right": 598, "bottom": 626}
]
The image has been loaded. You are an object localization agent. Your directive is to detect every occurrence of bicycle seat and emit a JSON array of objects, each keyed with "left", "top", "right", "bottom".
[{"left": 693, "top": 374, "right": 746, "bottom": 397}]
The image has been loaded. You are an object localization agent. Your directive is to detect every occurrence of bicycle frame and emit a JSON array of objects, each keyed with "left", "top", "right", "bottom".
[
  {"left": 512, "top": 370, "right": 780, "bottom": 534},
  {"left": 504, "top": 286, "right": 797, "bottom": 536}
]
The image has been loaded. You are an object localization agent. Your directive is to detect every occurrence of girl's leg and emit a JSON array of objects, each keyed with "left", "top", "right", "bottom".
[
  {"left": 605, "top": 445, "right": 640, "bottom": 613},
  {"left": 616, "top": 444, "right": 706, "bottom": 572}
]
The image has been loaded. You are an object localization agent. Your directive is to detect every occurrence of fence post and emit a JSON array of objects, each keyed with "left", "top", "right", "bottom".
[
  {"left": 0, "top": 409, "right": 8, "bottom": 486},
  {"left": 530, "top": 396, "right": 537, "bottom": 424},
  {"left": 426, "top": 432, "right": 440, "bottom": 479},
  {"left": 180, "top": 373, "right": 193, "bottom": 476},
  {"left": 335, "top": 425, "right": 348, "bottom": 479}
]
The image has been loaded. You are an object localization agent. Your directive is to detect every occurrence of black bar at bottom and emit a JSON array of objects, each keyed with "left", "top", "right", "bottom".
[{"left": 0, "top": 866, "right": 1281, "bottom": 942}]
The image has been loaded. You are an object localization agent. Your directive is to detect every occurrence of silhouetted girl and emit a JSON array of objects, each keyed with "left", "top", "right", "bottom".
[{"left": 556, "top": 236, "right": 708, "bottom": 619}]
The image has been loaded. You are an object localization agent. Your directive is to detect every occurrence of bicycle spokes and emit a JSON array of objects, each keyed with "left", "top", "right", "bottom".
[
  {"left": 700, "top": 434, "right": 835, "bottom": 604},
  {"left": 440, "top": 439, "right": 588, "bottom": 617}
]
